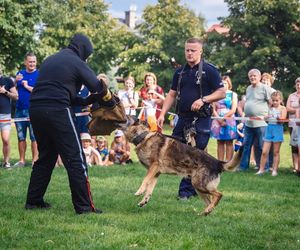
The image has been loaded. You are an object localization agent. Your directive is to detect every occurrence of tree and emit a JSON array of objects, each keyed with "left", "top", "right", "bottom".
[
  {"left": 206, "top": 0, "right": 300, "bottom": 96},
  {"left": 37, "top": 0, "right": 134, "bottom": 75},
  {"left": 1, "top": 0, "right": 134, "bottom": 80},
  {"left": 0, "top": 0, "right": 42, "bottom": 74},
  {"left": 117, "top": 0, "right": 205, "bottom": 89}
]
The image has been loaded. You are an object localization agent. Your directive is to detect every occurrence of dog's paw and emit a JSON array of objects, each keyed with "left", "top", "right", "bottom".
[
  {"left": 201, "top": 207, "right": 214, "bottom": 216},
  {"left": 134, "top": 191, "right": 144, "bottom": 196},
  {"left": 138, "top": 201, "right": 148, "bottom": 207}
]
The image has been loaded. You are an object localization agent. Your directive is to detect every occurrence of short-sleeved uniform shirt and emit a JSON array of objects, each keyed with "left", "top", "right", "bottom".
[
  {"left": 0, "top": 76, "right": 14, "bottom": 114},
  {"left": 15, "top": 69, "right": 39, "bottom": 110},
  {"left": 244, "top": 83, "right": 273, "bottom": 128},
  {"left": 171, "top": 61, "right": 223, "bottom": 129}
]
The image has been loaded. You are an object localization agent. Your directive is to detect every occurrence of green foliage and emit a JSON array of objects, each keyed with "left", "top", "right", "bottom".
[
  {"left": 117, "top": 0, "right": 205, "bottom": 89},
  {"left": 0, "top": 0, "right": 135, "bottom": 78},
  {"left": 206, "top": 0, "right": 300, "bottom": 96},
  {"left": 37, "top": 0, "right": 133, "bottom": 74},
  {"left": 0, "top": 0, "right": 42, "bottom": 74}
]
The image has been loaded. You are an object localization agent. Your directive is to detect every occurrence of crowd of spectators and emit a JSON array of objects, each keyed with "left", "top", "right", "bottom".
[{"left": 1, "top": 53, "right": 300, "bottom": 178}]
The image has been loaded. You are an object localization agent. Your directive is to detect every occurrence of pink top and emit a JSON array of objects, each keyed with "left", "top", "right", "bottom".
[{"left": 287, "top": 92, "right": 300, "bottom": 127}]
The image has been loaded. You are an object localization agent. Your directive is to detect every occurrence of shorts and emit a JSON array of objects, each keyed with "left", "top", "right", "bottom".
[
  {"left": 0, "top": 113, "right": 12, "bottom": 131},
  {"left": 15, "top": 109, "right": 36, "bottom": 141},
  {"left": 289, "top": 127, "right": 298, "bottom": 153},
  {"left": 263, "top": 124, "right": 283, "bottom": 142}
]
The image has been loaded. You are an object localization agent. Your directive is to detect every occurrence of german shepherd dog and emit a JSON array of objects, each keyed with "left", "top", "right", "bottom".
[{"left": 120, "top": 118, "right": 241, "bottom": 216}]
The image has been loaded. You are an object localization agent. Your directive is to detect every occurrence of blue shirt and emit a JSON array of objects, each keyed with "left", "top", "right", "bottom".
[
  {"left": 97, "top": 148, "right": 109, "bottom": 161},
  {"left": 16, "top": 69, "right": 39, "bottom": 110}
]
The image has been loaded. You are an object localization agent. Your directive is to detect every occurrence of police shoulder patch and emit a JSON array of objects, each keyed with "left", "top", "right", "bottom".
[{"left": 207, "top": 62, "right": 218, "bottom": 69}]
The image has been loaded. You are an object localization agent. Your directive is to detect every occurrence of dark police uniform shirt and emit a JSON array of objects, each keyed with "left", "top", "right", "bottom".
[
  {"left": 171, "top": 61, "right": 222, "bottom": 114},
  {"left": 171, "top": 61, "right": 223, "bottom": 129}
]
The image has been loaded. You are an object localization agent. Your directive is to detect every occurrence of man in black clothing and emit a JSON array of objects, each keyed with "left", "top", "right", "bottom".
[{"left": 25, "top": 33, "right": 117, "bottom": 214}]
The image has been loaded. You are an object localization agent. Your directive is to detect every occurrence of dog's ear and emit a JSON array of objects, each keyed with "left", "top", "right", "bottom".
[
  {"left": 126, "top": 115, "right": 138, "bottom": 125},
  {"left": 140, "top": 120, "right": 150, "bottom": 128},
  {"left": 133, "top": 117, "right": 140, "bottom": 125}
]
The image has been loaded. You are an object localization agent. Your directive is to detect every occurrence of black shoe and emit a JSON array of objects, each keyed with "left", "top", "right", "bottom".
[
  {"left": 25, "top": 202, "right": 51, "bottom": 210},
  {"left": 177, "top": 196, "right": 191, "bottom": 201},
  {"left": 77, "top": 208, "right": 103, "bottom": 215},
  {"left": 126, "top": 159, "right": 133, "bottom": 164},
  {"left": 94, "top": 208, "right": 103, "bottom": 214}
]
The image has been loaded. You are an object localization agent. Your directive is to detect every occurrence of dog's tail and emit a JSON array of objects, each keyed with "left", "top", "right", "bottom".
[{"left": 223, "top": 148, "right": 243, "bottom": 172}]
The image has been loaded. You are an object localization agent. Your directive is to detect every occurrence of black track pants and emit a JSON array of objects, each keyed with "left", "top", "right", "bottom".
[{"left": 26, "top": 107, "right": 95, "bottom": 213}]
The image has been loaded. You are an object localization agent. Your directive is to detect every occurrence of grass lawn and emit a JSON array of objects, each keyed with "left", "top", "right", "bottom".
[{"left": 0, "top": 126, "right": 300, "bottom": 249}]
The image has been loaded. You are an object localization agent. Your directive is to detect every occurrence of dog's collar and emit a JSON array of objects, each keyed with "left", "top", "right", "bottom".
[{"left": 132, "top": 131, "right": 149, "bottom": 146}]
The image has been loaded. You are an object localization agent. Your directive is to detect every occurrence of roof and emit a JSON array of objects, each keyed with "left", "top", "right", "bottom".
[{"left": 206, "top": 24, "right": 230, "bottom": 34}]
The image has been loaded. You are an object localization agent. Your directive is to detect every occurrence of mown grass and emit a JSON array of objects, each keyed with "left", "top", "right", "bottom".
[{"left": 0, "top": 126, "right": 300, "bottom": 249}]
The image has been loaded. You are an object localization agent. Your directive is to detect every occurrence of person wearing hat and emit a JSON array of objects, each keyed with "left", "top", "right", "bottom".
[
  {"left": 81, "top": 133, "right": 102, "bottom": 167},
  {"left": 25, "top": 33, "right": 118, "bottom": 214},
  {"left": 109, "top": 130, "right": 130, "bottom": 165}
]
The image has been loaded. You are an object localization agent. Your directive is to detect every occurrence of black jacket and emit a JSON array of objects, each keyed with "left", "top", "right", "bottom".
[{"left": 30, "top": 34, "right": 105, "bottom": 108}]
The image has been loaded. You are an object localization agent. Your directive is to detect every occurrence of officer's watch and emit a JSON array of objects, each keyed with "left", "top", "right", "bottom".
[{"left": 202, "top": 97, "right": 208, "bottom": 104}]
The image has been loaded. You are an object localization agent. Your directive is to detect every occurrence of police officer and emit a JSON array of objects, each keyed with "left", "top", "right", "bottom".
[
  {"left": 157, "top": 38, "right": 226, "bottom": 200},
  {"left": 25, "top": 34, "right": 117, "bottom": 214}
]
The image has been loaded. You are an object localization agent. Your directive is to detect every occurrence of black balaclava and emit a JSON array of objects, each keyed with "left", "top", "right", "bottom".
[{"left": 67, "top": 33, "right": 94, "bottom": 61}]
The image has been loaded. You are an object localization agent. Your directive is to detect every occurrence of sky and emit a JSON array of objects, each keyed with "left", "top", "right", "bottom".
[{"left": 105, "top": 0, "right": 229, "bottom": 28}]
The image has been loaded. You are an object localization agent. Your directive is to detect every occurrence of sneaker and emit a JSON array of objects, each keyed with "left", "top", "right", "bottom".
[
  {"left": 2, "top": 162, "right": 11, "bottom": 168},
  {"left": 13, "top": 161, "right": 25, "bottom": 168},
  {"left": 255, "top": 170, "right": 264, "bottom": 175},
  {"left": 25, "top": 202, "right": 51, "bottom": 210},
  {"left": 271, "top": 171, "right": 278, "bottom": 177}
]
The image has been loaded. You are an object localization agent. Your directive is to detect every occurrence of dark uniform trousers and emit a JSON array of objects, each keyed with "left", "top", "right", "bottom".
[
  {"left": 172, "top": 116, "right": 211, "bottom": 198},
  {"left": 26, "top": 106, "right": 95, "bottom": 213}
]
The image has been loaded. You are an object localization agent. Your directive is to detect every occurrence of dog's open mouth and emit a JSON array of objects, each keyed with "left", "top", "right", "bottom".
[{"left": 117, "top": 115, "right": 137, "bottom": 130}]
